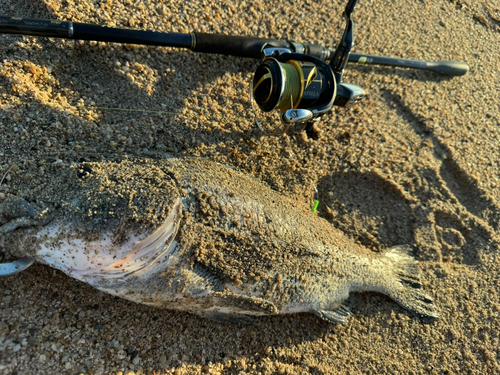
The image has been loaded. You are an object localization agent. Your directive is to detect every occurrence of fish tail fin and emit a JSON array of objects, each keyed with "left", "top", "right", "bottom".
[{"left": 380, "top": 245, "right": 439, "bottom": 320}]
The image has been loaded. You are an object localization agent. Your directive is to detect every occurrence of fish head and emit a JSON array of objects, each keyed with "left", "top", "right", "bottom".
[{"left": 1, "top": 159, "right": 183, "bottom": 294}]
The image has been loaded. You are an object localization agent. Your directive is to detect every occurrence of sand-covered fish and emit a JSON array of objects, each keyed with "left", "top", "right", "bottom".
[{"left": 0, "top": 156, "right": 438, "bottom": 324}]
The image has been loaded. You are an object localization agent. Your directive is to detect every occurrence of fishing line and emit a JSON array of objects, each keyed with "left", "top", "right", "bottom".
[
  {"left": 275, "top": 61, "right": 302, "bottom": 111},
  {"left": 0, "top": 99, "right": 251, "bottom": 123},
  {"left": 0, "top": 165, "right": 14, "bottom": 186}
]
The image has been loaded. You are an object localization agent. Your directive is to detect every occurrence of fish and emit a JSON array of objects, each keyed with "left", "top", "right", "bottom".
[{"left": 0, "top": 156, "right": 438, "bottom": 324}]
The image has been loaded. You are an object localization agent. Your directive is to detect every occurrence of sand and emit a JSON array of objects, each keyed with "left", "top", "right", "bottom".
[{"left": 0, "top": 0, "right": 499, "bottom": 373}]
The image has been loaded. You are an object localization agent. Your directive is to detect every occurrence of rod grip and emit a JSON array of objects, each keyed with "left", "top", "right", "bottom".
[{"left": 193, "top": 32, "right": 290, "bottom": 58}]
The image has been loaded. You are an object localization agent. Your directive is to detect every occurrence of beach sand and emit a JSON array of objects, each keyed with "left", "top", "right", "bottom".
[{"left": 0, "top": 0, "right": 499, "bottom": 373}]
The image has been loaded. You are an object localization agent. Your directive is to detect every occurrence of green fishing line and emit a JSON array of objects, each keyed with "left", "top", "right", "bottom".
[
  {"left": 275, "top": 62, "right": 302, "bottom": 111},
  {"left": 312, "top": 200, "right": 319, "bottom": 212}
]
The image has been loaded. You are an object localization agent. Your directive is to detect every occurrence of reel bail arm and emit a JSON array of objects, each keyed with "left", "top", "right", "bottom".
[{"left": 250, "top": 52, "right": 337, "bottom": 135}]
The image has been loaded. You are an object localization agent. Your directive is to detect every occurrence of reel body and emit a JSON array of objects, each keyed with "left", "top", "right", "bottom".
[
  {"left": 252, "top": 53, "right": 336, "bottom": 115},
  {"left": 251, "top": 51, "right": 365, "bottom": 136},
  {"left": 251, "top": 53, "right": 337, "bottom": 135}
]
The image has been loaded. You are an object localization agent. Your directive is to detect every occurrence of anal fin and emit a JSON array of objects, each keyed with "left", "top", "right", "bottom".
[{"left": 315, "top": 296, "right": 354, "bottom": 324}]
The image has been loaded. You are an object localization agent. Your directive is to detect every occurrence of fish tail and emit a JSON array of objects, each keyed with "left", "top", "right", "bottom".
[{"left": 379, "top": 245, "right": 439, "bottom": 320}]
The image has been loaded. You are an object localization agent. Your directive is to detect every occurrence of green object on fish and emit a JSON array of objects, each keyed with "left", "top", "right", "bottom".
[{"left": 312, "top": 200, "right": 319, "bottom": 212}]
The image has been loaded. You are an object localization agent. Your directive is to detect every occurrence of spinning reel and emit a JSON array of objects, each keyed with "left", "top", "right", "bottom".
[{"left": 251, "top": 0, "right": 364, "bottom": 136}]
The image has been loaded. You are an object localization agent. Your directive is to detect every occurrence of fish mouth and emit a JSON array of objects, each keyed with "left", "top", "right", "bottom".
[{"left": 37, "top": 198, "right": 182, "bottom": 284}]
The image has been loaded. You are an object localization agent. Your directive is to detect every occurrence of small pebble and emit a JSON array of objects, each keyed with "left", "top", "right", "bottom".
[{"left": 159, "top": 354, "right": 166, "bottom": 366}]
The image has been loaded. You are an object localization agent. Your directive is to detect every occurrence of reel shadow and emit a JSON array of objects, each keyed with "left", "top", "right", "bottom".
[{"left": 375, "top": 89, "right": 498, "bottom": 265}]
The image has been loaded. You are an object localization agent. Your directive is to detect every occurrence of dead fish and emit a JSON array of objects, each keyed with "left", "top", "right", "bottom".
[{"left": 0, "top": 156, "right": 438, "bottom": 324}]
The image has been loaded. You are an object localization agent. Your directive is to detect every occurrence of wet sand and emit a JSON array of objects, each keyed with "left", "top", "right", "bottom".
[{"left": 1, "top": 0, "right": 500, "bottom": 374}]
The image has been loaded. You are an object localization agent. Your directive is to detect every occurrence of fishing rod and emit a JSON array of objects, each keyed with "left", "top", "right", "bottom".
[{"left": 0, "top": 0, "right": 469, "bottom": 136}]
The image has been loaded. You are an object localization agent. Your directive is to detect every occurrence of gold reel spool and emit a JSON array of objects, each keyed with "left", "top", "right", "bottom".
[{"left": 251, "top": 57, "right": 315, "bottom": 135}]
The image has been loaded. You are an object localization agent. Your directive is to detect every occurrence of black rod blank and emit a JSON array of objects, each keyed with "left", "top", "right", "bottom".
[
  {"left": 0, "top": 16, "right": 469, "bottom": 76},
  {"left": 0, "top": 16, "right": 193, "bottom": 48},
  {"left": 0, "top": 16, "right": 71, "bottom": 38}
]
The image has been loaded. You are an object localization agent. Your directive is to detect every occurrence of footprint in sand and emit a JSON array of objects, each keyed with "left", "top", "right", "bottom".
[{"left": 317, "top": 91, "right": 499, "bottom": 267}]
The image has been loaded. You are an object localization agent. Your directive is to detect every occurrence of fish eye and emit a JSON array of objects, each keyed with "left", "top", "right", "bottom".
[{"left": 76, "top": 166, "right": 93, "bottom": 179}]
